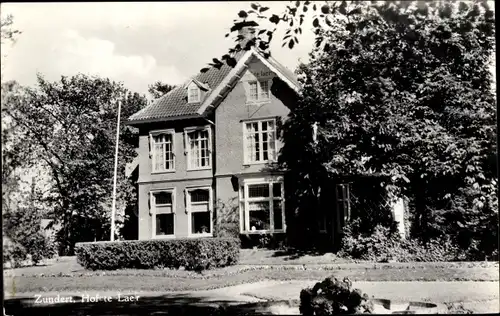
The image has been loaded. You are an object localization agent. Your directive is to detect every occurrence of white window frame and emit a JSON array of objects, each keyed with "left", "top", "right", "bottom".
[
  {"left": 185, "top": 186, "right": 213, "bottom": 237},
  {"left": 336, "top": 184, "right": 351, "bottom": 223},
  {"left": 246, "top": 79, "right": 272, "bottom": 103},
  {"left": 188, "top": 85, "right": 201, "bottom": 103},
  {"left": 150, "top": 188, "right": 176, "bottom": 239},
  {"left": 184, "top": 126, "right": 212, "bottom": 171},
  {"left": 150, "top": 129, "right": 175, "bottom": 173},
  {"left": 242, "top": 118, "right": 277, "bottom": 165},
  {"left": 239, "top": 176, "right": 285, "bottom": 234}
]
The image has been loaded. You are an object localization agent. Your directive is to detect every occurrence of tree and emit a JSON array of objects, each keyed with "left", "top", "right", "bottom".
[
  {"left": 1, "top": 14, "right": 22, "bottom": 81},
  {"left": 3, "top": 74, "right": 148, "bottom": 255},
  {"left": 201, "top": 1, "right": 494, "bottom": 72},
  {"left": 277, "top": 1, "right": 496, "bottom": 258},
  {"left": 0, "top": 14, "right": 21, "bottom": 44},
  {"left": 3, "top": 206, "right": 57, "bottom": 266},
  {"left": 147, "top": 81, "right": 176, "bottom": 99},
  {"left": 1, "top": 81, "right": 33, "bottom": 214}
]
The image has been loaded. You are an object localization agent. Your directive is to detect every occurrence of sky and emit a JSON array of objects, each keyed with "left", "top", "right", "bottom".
[
  {"left": 1, "top": 2, "right": 495, "bottom": 98},
  {"left": 1, "top": 2, "right": 315, "bottom": 98}
]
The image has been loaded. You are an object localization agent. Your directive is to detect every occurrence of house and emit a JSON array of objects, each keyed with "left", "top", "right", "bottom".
[{"left": 126, "top": 27, "right": 407, "bottom": 247}]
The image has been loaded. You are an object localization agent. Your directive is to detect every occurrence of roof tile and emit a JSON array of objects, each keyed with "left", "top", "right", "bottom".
[{"left": 128, "top": 50, "right": 298, "bottom": 123}]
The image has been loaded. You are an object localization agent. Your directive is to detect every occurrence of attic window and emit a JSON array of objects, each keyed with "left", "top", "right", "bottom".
[{"left": 188, "top": 86, "right": 201, "bottom": 103}]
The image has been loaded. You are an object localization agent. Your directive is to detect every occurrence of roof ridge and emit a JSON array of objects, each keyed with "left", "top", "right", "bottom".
[{"left": 128, "top": 49, "right": 299, "bottom": 124}]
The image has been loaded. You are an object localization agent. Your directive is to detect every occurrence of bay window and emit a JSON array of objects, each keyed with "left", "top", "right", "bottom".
[
  {"left": 243, "top": 119, "right": 276, "bottom": 164},
  {"left": 239, "top": 177, "right": 285, "bottom": 233}
]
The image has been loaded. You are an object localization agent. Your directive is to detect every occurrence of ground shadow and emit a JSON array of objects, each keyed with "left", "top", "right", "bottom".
[
  {"left": 271, "top": 247, "right": 327, "bottom": 260},
  {"left": 4, "top": 294, "right": 279, "bottom": 316}
]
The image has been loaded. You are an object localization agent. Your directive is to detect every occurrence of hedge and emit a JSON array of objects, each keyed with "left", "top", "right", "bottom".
[{"left": 75, "top": 238, "right": 240, "bottom": 271}]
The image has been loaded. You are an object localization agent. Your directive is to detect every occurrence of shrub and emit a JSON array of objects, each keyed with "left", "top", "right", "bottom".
[
  {"left": 3, "top": 208, "right": 57, "bottom": 266},
  {"left": 339, "top": 223, "right": 464, "bottom": 262},
  {"left": 213, "top": 222, "right": 239, "bottom": 239},
  {"left": 3, "top": 238, "right": 28, "bottom": 268},
  {"left": 214, "top": 198, "right": 240, "bottom": 239},
  {"left": 339, "top": 224, "right": 400, "bottom": 261},
  {"left": 299, "top": 276, "right": 373, "bottom": 315},
  {"left": 75, "top": 238, "right": 240, "bottom": 271},
  {"left": 398, "top": 236, "right": 462, "bottom": 262},
  {"left": 21, "top": 232, "right": 58, "bottom": 265}
]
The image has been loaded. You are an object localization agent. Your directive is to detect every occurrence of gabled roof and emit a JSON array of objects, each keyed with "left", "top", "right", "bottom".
[
  {"left": 127, "top": 48, "right": 300, "bottom": 125},
  {"left": 188, "top": 78, "right": 210, "bottom": 91}
]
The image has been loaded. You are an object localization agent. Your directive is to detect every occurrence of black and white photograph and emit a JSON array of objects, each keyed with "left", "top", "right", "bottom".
[{"left": 1, "top": 1, "right": 498, "bottom": 315}]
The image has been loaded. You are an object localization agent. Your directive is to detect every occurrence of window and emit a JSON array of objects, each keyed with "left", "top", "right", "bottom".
[
  {"left": 243, "top": 119, "right": 276, "bottom": 164},
  {"left": 336, "top": 184, "right": 351, "bottom": 225},
  {"left": 188, "top": 85, "right": 200, "bottom": 103},
  {"left": 150, "top": 130, "right": 175, "bottom": 172},
  {"left": 185, "top": 127, "right": 211, "bottom": 170},
  {"left": 239, "top": 178, "right": 285, "bottom": 233},
  {"left": 186, "top": 187, "right": 213, "bottom": 236},
  {"left": 247, "top": 80, "right": 271, "bottom": 102},
  {"left": 151, "top": 190, "right": 175, "bottom": 237}
]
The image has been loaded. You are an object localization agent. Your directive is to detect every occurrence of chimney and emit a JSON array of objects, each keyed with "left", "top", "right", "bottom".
[{"left": 238, "top": 27, "right": 256, "bottom": 49}]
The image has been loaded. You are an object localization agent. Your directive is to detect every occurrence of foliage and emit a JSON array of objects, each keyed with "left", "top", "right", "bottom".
[
  {"left": 147, "top": 81, "right": 176, "bottom": 99},
  {"left": 75, "top": 238, "right": 240, "bottom": 271},
  {"left": 445, "top": 302, "right": 474, "bottom": 314},
  {"left": 0, "top": 14, "right": 21, "bottom": 44},
  {"left": 213, "top": 198, "right": 240, "bottom": 239},
  {"left": 348, "top": 178, "right": 398, "bottom": 236},
  {"left": 3, "top": 239, "right": 27, "bottom": 268},
  {"left": 1, "top": 81, "right": 31, "bottom": 213},
  {"left": 1, "top": 14, "right": 21, "bottom": 82},
  {"left": 207, "top": 1, "right": 494, "bottom": 70},
  {"left": 235, "top": 0, "right": 497, "bottom": 258},
  {"left": 300, "top": 276, "right": 373, "bottom": 315},
  {"left": 2, "top": 74, "right": 148, "bottom": 255},
  {"left": 339, "top": 224, "right": 399, "bottom": 262},
  {"left": 339, "top": 223, "right": 466, "bottom": 262},
  {"left": 3, "top": 207, "right": 57, "bottom": 266}
]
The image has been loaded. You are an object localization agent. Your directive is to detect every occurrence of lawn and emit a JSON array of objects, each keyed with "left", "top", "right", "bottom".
[{"left": 4, "top": 249, "right": 499, "bottom": 294}]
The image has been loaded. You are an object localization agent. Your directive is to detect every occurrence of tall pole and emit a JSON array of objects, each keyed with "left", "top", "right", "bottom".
[{"left": 110, "top": 100, "right": 122, "bottom": 241}]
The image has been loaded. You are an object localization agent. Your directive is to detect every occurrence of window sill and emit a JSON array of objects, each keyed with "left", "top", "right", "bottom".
[
  {"left": 187, "top": 233, "right": 213, "bottom": 238},
  {"left": 153, "top": 234, "right": 176, "bottom": 239},
  {"left": 243, "top": 160, "right": 277, "bottom": 167},
  {"left": 246, "top": 100, "right": 271, "bottom": 106},
  {"left": 186, "top": 167, "right": 212, "bottom": 171},
  {"left": 241, "top": 230, "right": 285, "bottom": 234},
  {"left": 152, "top": 170, "right": 176, "bottom": 175}
]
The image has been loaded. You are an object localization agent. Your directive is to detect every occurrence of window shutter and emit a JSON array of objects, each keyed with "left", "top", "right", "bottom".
[
  {"left": 172, "top": 189, "right": 176, "bottom": 214},
  {"left": 209, "top": 188, "right": 213, "bottom": 212},
  {"left": 149, "top": 135, "right": 153, "bottom": 158},
  {"left": 184, "top": 189, "right": 189, "bottom": 214},
  {"left": 183, "top": 130, "right": 188, "bottom": 156},
  {"left": 148, "top": 191, "right": 153, "bottom": 215},
  {"left": 207, "top": 127, "right": 212, "bottom": 153}
]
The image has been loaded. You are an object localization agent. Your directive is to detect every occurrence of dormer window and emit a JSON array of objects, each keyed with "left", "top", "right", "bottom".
[{"left": 188, "top": 85, "right": 201, "bottom": 103}]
